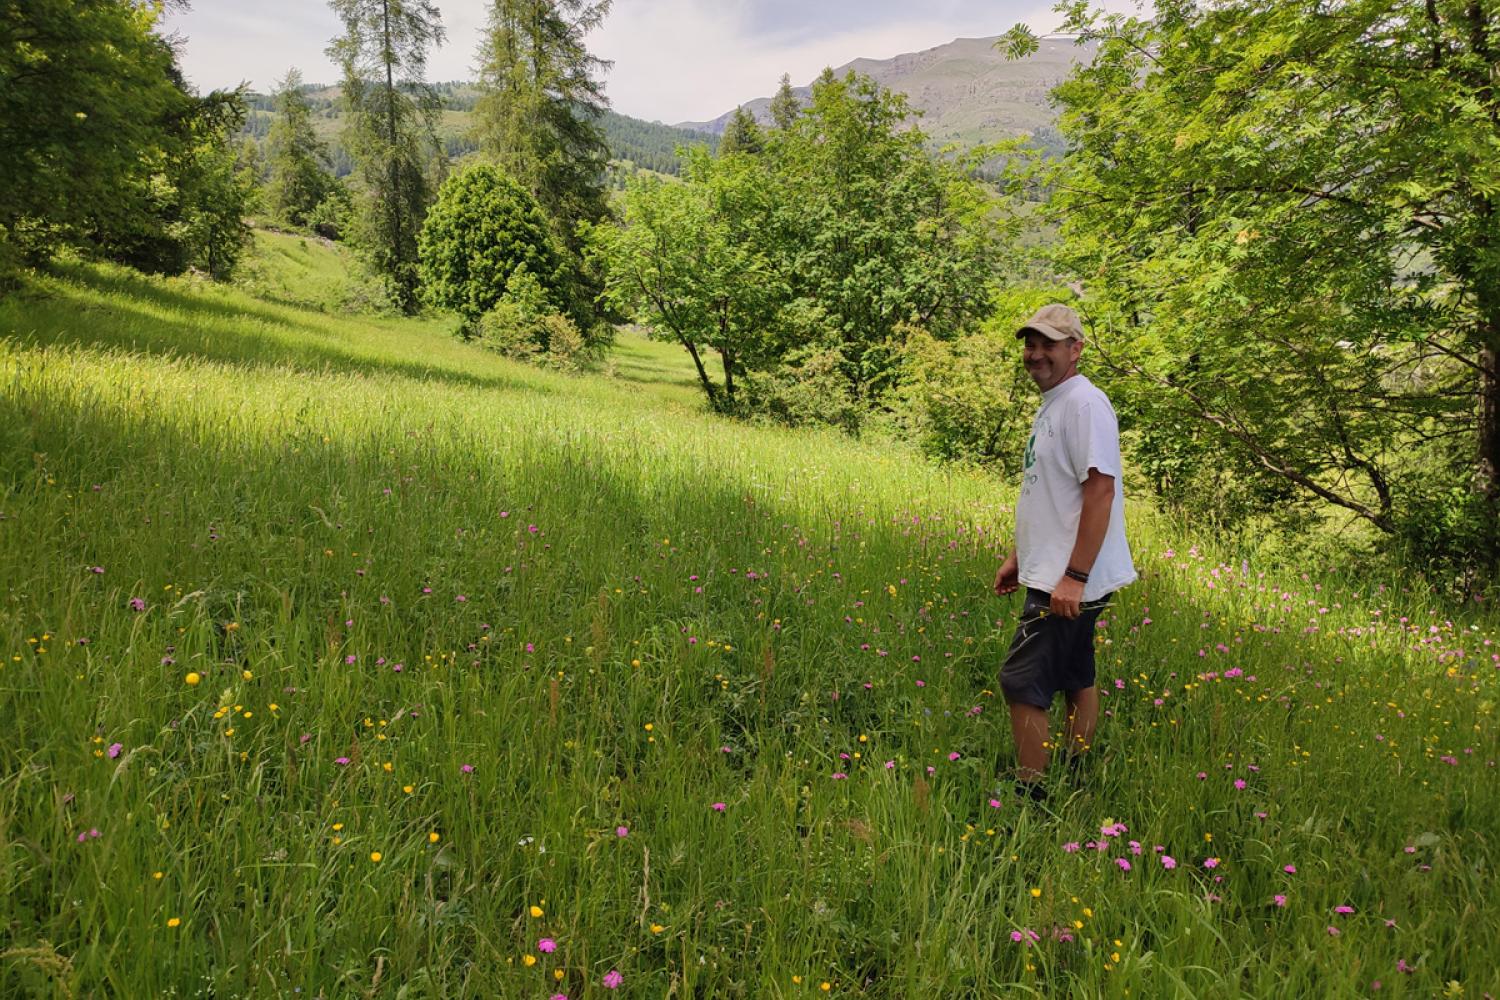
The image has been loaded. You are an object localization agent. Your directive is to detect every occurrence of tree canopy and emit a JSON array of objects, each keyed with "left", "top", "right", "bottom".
[
  {"left": 1005, "top": 0, "right": 1500, "bottom": 565},
  {"left": 327, "top": 0, "right": 447, "bottom": 314}
]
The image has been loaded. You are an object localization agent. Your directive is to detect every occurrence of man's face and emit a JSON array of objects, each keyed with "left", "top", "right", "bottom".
[{"left": 1022, "top": 331, "right": 1082, "bottom": 391}]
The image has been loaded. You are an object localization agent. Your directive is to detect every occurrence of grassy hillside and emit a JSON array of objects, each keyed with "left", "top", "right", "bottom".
[{"left": 1, "top": 251, "right": 1497, "bottom": 997}]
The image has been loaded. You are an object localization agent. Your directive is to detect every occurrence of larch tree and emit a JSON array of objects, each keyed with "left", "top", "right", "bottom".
[
  {"left": 472, "top": 0, "right": 612, "bottom": 333},
  {"left": 327, "top": 0, "right": 446, "bottom": 314},
  {"left": 264, "top": 69, "right": 335, "bottom": 228}
]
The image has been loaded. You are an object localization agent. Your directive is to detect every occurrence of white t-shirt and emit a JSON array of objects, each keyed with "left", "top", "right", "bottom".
[{"left": 1015, "top": 374, "right": 1136, "bottom": 601}]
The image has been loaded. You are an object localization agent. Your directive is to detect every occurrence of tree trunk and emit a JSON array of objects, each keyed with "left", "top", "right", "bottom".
[
  {"left": 381, "top": 0, "right": 406, "bottom": 311},
  {"left": 682, "top": 339, "right": 719, "bottom": 409},
  {"left": 1480, "top": 339, "right": 1500, "bottom": 534}
]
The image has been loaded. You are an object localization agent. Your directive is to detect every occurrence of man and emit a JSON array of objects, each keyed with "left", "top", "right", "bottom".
[{"left": 993, "top": 303, "right": 1135, "bottom": 802}]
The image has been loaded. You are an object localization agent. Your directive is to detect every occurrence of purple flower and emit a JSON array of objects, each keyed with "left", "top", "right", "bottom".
[
  {"left": 537, "top": 937, "right": 556, "bottom": 953},
  {"left": 89, "top": 566, "right": 105, "bottom": 575},
  {"left": 107, "top": 742, "right": 123, "bottom": 759},
  {"left": 128, "top": 597, "right": 146, "bottom": 612},
  {"left": 711, "top": 802, "right": 726, "bottom": 812},
  {"left": 1161, "top": 855, "right": 1177, "bottom": 869},
  {"left": 616, "top": 826, "right": 629, "bottom": 838},
  {"left": 460, "top": 763, "right": 474, "bottom": 774},
  {"left": 602, "top": 970, "right": 623, "bottom": 989},
  {"left": 1116, "top": 858, "right": 1132, "bottom": 871},
  {"left": 334, "top": 757, "right": 350, "bottom": 766}
]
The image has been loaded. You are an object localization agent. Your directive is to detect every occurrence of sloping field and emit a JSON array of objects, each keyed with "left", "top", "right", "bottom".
[{"left": 1, "top": 256, "right": 1496, "bottom": 997}]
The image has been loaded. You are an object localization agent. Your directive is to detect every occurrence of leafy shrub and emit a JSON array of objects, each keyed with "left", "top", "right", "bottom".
[{"left": 418, "top": 165, "right": 563, "bottom": 338}]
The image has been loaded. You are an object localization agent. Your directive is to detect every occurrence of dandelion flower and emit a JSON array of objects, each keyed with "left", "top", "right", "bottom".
[
  {"left": 530, "top": 905, "right": 544, "bottom": 918},
  {"left": 166, "top": 917, "right": 181, "bottom": 928},
  {"left": 369, "top": 852, "right": 382, "bottom": 863},
  {"left": 185, "top": 672, "right": 201, "bottom": 686},
  {"left": 523, "top": 955, "right": 537, "bottom": 967}
]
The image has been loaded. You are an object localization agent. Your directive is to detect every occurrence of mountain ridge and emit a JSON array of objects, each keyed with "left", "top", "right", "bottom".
[{"left": 676, "top": 35, "right": 1095, "bottom": 149}]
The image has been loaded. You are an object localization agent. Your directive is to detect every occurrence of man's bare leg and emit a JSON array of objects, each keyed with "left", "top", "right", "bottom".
[
  {"left": 1063, "top": 686, "right": 1099, "bottom": 759},
  {"left": 1008, "top": 702, "right": 1050, "bottom": 783}
]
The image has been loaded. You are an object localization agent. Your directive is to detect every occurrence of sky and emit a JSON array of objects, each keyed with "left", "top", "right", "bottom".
[{"left": 160, "top": 0, "right": 1135, "bottom": 124}]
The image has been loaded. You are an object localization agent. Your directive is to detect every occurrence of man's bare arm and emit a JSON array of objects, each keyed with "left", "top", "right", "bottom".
[
  {"left": 1049, "top": 469, "right": 1114, "bottom": 618},
  {"left": 1068, "top": 469, "right": 1115, "bottom": 574}
]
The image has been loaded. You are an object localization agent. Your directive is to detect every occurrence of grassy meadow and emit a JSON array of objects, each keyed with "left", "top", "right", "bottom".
[{"left": 1, "top": 237, "right": 1497, "bottom": 998}]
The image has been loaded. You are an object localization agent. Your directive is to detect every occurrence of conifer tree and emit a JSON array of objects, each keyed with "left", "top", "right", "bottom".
[
  {"left": 327, "top": 0, "right": 446, "bottom": 313},
  {"left": 769, "top": 73, "right": 800, "bottom": 130},
  {"left": 473, "top": 0, "right": 612, "bottom": 330},
  {"left": 718, "top": 107, "right": 764, "bottom": 156},
  {"left": 264, "top": 69, "right": 335, "bottom": 228}
]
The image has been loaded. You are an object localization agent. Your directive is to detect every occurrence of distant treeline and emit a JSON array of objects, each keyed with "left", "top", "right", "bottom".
[{"left": 236, "top": 83, "right": 716, "bottom": 177}]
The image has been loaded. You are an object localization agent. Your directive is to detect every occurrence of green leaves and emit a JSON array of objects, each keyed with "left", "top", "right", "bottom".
[
  {"left": 418, "top": 164, "right": 562, "bottom": 337},
  {"left": 1045, "top": 0, "right": 1500, "bottom": 563},
  {"left": 590, "top": 71, "right": 1016, "bottom": 419}
]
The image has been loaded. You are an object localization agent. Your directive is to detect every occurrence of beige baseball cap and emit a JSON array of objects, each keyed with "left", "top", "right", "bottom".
[{"left": 1016, "top": 303, "right": 1085, "bottom": 343}]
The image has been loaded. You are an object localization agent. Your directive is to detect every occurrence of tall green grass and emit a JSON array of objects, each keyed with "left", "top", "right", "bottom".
[{"left": 1, "top": 258, "right": 1496, "bottom": 998}]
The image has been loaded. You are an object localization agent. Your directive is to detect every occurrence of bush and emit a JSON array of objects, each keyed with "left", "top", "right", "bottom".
[
  {"left": 898, "top": 327, "right": 1031, "bottom": 471},
  {"left": 418, "top": 165, "right": 563, "bottom": 338},
  {"left": 744, "top": 347, "right": 863, "bottom": 432},
  {"left": 306, "top": 187, "right": 352, "bottom": 242}
]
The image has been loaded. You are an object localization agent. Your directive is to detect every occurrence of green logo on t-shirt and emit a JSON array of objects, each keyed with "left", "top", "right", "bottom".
[{"left": 1023, "top": 432, "right": 1036, "bottom": 470}]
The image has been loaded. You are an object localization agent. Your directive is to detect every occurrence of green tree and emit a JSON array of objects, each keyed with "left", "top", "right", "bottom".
[
  {"left": 473, "top": 0, "right": 613, "bottom": 325},
  {"left": 0, "top": 0, "right": 189, "bottom": 268},
  {"left": 769, "top": 73, "right": 800, "bottom": 130},
  {"left": 1015, "top": 0, "right": 1500, "bottom": 565},
  {"left": 327, "top": 0, "right": 446, "bottom": 314},
  {"left": 87, "top": 83, "right": 256, "bottom": 280},
  {"left": 762, "top": 70, "right": 1010, "bottom": 405},
  {"left": 179, "top": 93, "right": 257, "bottom": 280},
  {"left": 264, "top": 69, "right": 335, "bottom": 227},
  {"left": 718, "top": 106, "right": 764, "bottom": 156},
  {"left": 589, "top": 149, "right": 782, "bottom": 411},
  {"left": 418, "top": 163, "right": 563, "bottom": 338}
]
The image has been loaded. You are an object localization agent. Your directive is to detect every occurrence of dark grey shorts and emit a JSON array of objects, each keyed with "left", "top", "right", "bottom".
[{"left": 999, "top": 588, "right": 1112, "bottom": 708}]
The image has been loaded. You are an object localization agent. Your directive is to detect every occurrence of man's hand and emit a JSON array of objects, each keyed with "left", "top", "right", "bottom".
[
  {"left": 994, "top": 553, "right": 1019, "bottom": 596},
  {"left": 1050, "top": 575, "right": 1084, "bottom": 619}
]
